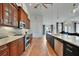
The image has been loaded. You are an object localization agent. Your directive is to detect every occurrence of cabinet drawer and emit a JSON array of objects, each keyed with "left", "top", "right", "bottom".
[{"left": 0, "top": 45, "right": 9, "bottom": 56}]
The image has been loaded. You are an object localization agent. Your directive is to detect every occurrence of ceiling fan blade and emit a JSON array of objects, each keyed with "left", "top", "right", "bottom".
[
  {"left": 44, "top": 3, "right": 53, "bottom": 4},
  {"left": 42, "top": 4, "right": 47, "bottom": 8},
  {"left": 34, "top": 4, "right": 40, "bottom": 8}
]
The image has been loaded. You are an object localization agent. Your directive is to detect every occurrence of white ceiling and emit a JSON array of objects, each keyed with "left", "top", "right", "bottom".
[{"left": 25, "top": 3, "right": 79, "bottom": 20}]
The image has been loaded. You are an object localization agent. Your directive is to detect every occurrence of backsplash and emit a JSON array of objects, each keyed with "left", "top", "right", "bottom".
[{"left": 0, "top": 26, "right": 23, "bottom": 36}]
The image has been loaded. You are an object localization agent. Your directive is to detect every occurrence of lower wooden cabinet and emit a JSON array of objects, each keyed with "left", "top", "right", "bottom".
[
  {"left": 9, "top": 40, "right": 19, "bottom": 56},
  {"left": 18, "top": 38, "right": 25, "bottom": 55},
  {"left": 0, "top": 45, "right": 9, "bottom": 56},
  {"left": 0, "top": 37, "right": 25, "bottom": 56},
  {"left": 9, "top": 38, "right": 25, "bottom": 56},
  {"left": 54, "top": 39, "right": 63, "bottom": 56}
]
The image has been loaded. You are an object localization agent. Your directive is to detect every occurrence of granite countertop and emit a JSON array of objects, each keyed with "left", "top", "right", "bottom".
[
  {"left": 0, "top": 35, "right": 24, "bottom": 46},
  {"left": 48, "top": 33, "right": 79, "bottom": 47}
]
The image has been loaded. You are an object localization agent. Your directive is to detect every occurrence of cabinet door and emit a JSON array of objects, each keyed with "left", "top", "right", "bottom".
[
  {"left": 18, "top": 38, "right": 25, "bottom": 55},
  {"left": 2, "top": 3, "right": 15, "bottom": 26},
  {"left": 12, "top": 4, "right": 18, "bottom": 27},
  {"left": 9, "top": 40, "right": 19, "bottom": 56},
  {"left": 0, "top": 45, "right": 9, "bottom": 56},
  {"left": 3, "top": 3, "right": 9, "bottom": 25},
  {"left": 0, "top": 3, "right": 2, "bottom": 24},
  {"left": 54, "top": 39, "right": 63, "bottom": 56},
  {"left": 18, "top": 7, "right": 29, "bottom": 29},
  {"left": 8, "top": 4, "right": 13, "bottom": 25}
]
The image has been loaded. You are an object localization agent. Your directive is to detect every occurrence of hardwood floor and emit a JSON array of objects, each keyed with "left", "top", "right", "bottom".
[{"left": 21, "top": 36, "right": 57, "bottom": 56}]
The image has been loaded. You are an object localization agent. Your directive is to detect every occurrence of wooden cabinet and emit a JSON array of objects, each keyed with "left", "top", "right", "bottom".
[
  {"left": 18, "top": 6, "right": 30, "bottom": 29},
  {"left": 0, "top": 4, "right": 2, "bottom": 24},
  {"left": 0, "top": 44, "right": 9, "bottom": 56},
  {"left": 0, "top": 3, "right": 18, "bottom": 27},
  {"left": 0, "top": 37, "right": 25, "bottom": 56},
  {"left": 9, "top": 37, "right": 25, "bottom": 56},
  {"left": 18, "top": 38, "right": 25, "bottom": 55},
  {"left": 9, "top": 40, "right": 19, "bottom": 56},
  {"left": 11, "top": 4, "right": 18, "bottom": 27},
  {"left": 54, "top": 39, "right": 63, "bottom": 56},
  {"left": 2, "top": 3, "right": 12, "bottom": 25},
  {"left": 0, "top": 3, "right": 30, "bottom": 28}
]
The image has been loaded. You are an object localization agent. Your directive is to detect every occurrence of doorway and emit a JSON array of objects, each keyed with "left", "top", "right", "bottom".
[{"left": 42, "top": 25, "right": 53, "bottom": 35}]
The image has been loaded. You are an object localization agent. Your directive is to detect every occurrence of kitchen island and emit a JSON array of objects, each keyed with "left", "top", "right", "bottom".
[{"left": 46, "top": 33, "right": 79, "bottom": 56}]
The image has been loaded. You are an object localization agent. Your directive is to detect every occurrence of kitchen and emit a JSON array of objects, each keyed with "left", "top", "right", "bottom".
[
  {"left": 0, "top": 3, "right": 79, "bottom": 56},
  {"left": 0, "top": 3, "right": 31, "bottom": 56}
]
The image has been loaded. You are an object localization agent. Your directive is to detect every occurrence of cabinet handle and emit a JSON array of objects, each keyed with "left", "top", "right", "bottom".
[
  {"left": 66, "top": 48, "right": 72, "bottom": 53},
  {"left": 66, "top": 44, "right": 73, "bottom": 48}
]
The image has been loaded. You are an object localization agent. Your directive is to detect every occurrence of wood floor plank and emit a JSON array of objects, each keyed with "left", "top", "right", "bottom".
[{"left": 21, "top": 36, "right": 57, "bottom": 56}]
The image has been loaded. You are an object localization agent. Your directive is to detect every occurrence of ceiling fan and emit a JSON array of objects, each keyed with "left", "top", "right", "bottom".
[{"left": 34, "top": 3, "right": 53, "bottom": 9}]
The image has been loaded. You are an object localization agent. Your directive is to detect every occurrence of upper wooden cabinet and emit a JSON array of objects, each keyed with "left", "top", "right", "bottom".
[
  {"left": 0, "top": 3, "right": 18, "bottom": 27},
  {"left": 0, "top": 4, "right": 2, "bottom": 24},
  {"left": 18, "top": 6, "right": 30, "bottom": 29},
  {"left": 0, "top": 3, "right": 30, "bottom": 28},
  {"left": 2, "top": 3, "right": 12, "bottom": 25},
  {"left": 11, "top": 4, "right": 18, "bottom": 27}
]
